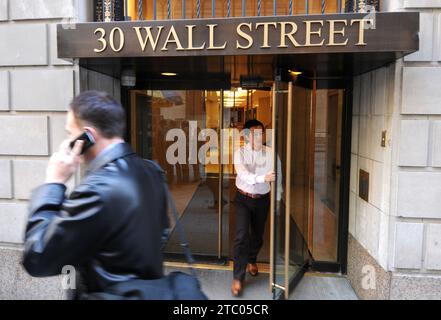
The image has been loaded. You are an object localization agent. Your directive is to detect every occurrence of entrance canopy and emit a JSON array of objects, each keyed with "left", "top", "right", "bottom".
[{"left": 58, "top": 12, "right": 419, "bottom": 80}]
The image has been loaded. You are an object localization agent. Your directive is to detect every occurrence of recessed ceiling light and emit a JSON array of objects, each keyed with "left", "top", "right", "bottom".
[
  {"left": 161, "top": 72, "right": 178, "bottom": 76},
  {"left": 288, "top": 70, "right": 302, "bottom": 76}
]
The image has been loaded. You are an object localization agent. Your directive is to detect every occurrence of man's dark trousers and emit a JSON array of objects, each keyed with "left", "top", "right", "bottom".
[{"left": 233, "top": 191, "right": 270, "bottom": 281}]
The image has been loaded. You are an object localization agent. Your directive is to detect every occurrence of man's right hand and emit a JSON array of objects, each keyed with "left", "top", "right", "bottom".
[
  {"left": 264, "top": 171, "right": 276, "bottom": 182},
  {"left": 45, "top": 139, "right": 83, "bottom": 184}
]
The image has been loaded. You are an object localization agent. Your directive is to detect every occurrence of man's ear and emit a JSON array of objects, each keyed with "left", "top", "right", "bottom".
[{"left": 84, "top": 126, "right": 99, "bottom": 141}]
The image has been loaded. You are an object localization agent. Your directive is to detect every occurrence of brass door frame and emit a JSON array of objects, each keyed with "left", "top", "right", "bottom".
[
  {"left": 284, "top": 81, "right": 293, "bottom": 299},
  {"left": 269, "top": 82, "right": 276, "bottom": 292},
  {"left": 218, "top": 89, "right": 224, "bottom": 259},
  {"left": 269, "top": 80, "right": 296, "bottom": 299}
]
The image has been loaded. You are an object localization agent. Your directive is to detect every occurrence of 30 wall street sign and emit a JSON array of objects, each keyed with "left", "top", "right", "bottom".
[{"left": 57, "top": 12, "right": 419, "bottom": 58}]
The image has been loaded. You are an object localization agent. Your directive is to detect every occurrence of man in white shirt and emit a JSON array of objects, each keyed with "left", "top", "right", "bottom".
[{"left": 231, "top": 119, "right": 278, "bottom": 297}]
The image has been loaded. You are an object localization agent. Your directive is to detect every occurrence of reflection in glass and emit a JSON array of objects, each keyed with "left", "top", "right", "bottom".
[
  {"left": 272, "top": 81, "right": 312, "bottom": 299},
  {"left": 128, "top": 84, "right": 344, "bottom": 284},
  {"left": 272, "top": 82, "right": 344, "bottom": 299},
  {"left": 130, "top": 88, "right": 274, "bottom": 262},
  {"left": 311, "top": 89, "right": 343, "bottom": 262},
  {"left": 130, "top": 90, "right": 221, "bottom": 259}
]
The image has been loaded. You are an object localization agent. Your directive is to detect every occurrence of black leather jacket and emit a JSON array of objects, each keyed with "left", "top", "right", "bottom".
[{"left": 22, "top": 143, "right": 168, "bottom": 297}]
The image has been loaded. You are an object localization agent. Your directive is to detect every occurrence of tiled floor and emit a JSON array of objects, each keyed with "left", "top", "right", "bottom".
[
  {"left": 289, "top": 273, "right": 358, "bottom": 300},
  {"left": 164, "top": 267, "right": 358, "bottom": 300}
]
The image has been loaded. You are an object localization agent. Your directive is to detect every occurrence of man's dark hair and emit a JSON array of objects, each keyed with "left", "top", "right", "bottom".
[
  {"left": 70, "top": 91, "right": 126, "bottom": 138},
  {"left": 244, "top": 119, "right": 264, "bottom": 131}
]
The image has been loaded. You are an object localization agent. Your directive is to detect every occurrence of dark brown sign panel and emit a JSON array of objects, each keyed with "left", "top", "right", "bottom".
[
  {"left": 57, "top": 12, "right": 419, "bottom": 58},
  {"left": 359, "top": 169, "right": 370, "bottom": 202}
]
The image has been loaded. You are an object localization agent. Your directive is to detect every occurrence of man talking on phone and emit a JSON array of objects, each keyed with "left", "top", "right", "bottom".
[{"left": 22, "top": 91, "right": 168, "bottom": 299}]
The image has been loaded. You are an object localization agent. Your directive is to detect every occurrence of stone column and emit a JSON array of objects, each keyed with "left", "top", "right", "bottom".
[{"left": 348, "top": 0, "right": 441, "bottom": 299}]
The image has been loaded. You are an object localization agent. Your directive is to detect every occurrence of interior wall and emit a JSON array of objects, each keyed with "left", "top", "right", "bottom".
[{"left": 349, "top": 64, "right": 395, "bottom": 271}]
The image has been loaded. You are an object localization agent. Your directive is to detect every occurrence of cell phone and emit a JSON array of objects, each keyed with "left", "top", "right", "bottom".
[{"left": 69, "top": 131, "right": 96, "bottom": 155}]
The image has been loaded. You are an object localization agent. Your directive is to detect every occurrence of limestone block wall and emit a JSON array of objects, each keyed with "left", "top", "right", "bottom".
[
  {"left": 0, "top": 0, "right": 92, "bottom": 300},
  {"left": 349, "top": 0, "right": 441, "bottom": 300},
  {"left": 348, "top": 62, "right": 396, "bottom": 300}
]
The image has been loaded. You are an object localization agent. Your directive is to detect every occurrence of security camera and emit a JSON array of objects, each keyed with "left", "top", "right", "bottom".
[{"left": 121, "top": 68, "right": 136, "bottom": 87}]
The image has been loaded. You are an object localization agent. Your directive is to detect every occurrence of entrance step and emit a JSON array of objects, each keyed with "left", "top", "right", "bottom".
[
  {"left": 164, "top": 267, "right": 358, "bottom": 300},
  {"left": 165, "top": 266, "right": 272, "bottom": 300},
  {"left": 289, "top": 272, "right": 358, "bottom": 300}
]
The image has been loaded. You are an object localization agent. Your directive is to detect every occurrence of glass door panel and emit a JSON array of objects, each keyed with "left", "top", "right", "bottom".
[
  {"left": 286, "top": 83, "right": 313, "bottom": 295},
  {"left": 271, "top": 80, "right": 311, "bottom": 299},
  {"left": 272, "top": 80, "right": 288, "bottom": 299},
  {"left": 127, "top": 84, "right": 344, "bottom": 269},
  {"left": 311, "top": 89, "right": 344, "bottom": 262},
  {"left": 130, "top": 89, "right": 222, "bottom": 260}
]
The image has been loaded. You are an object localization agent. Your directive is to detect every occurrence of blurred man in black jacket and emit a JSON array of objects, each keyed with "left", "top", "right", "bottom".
[{"left": 22, "top": 91, "right": 168, "bottom": 299}]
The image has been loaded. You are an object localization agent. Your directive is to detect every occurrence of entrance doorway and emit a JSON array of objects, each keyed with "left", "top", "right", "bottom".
[
  {"left": 271, "top": 78, "right": 346, "bottom": 298},
  {"left": 123, "top": 70, "right": 348, "bottom": 299},
  {"left": 128, "top": 88, "right": 274, "bottom": 263}
]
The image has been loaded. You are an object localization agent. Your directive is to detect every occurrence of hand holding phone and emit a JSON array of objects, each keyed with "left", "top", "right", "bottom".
[
  {"left": 45, "top": 138, "right": 87, "bottom": 184},
  {"left": 69, "top": 131, "right": 96, "bottom": 155}
]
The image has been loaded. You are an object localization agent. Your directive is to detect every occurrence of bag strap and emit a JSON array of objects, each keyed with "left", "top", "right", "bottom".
[{"left": 144, "top": 160, "right": 197, "bottom": 277}]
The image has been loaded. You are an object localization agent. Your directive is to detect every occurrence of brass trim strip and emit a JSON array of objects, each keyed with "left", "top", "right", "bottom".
[
  {"left": 218, "top": 90, "right": 224, "bottom": 259},
  {"left": 284, "top": 81, "right": 293, "bottom": 300},
  {"left": 272, "top": 283, "right": 286, "bottom": 291},
  {"left": 307, "top": 78, "right": 317, "bottom": 251},
  {"left": 164, "top": 261, "right": 271, "bottom": 273},
  {"left": 165, "top": 261, "right": 232, "bottom": 271},
  {"left": 269, "top": 82, "right": 276, "bottom": 292}
]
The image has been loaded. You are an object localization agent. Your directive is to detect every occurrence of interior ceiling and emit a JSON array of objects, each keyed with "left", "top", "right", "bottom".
[{"left": 78, "top": 51, "right": 409, "bottom": 88}]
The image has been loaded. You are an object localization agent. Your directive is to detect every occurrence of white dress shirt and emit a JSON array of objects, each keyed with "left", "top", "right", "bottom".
[{"left": 234, "top": 143, "right": 282, "bottom": 199}]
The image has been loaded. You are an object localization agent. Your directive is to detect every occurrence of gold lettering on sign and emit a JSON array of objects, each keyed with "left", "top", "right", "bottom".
[
  {"left": 94, "top": 28, "right": 107, "bottom": 53},
  {"left": 304, "top": 20, "right": 325, "bottom": 47},
  {"left": 207, "top": 24, "right": 227, "bottom": 50},
  {"left": 236, "top": 23, "right": 253, "bottom": 50},
  {"left": 350, "top": 19, "right": 373, "bottom": 46},
  {"left": 90, "top": 17, "right": 376, "bottom": 55},
  {"left": 186, "top": 25, "right": 205, "bottom": 50},
  {"left": 109, "top": 27, "right": 125, "bottom": 52},
  {"left": 327, "top": 20, "right": 348, "bottom": 46},
  {"left": 256, "top": 22, "right": 277, "bottom": 48},
  {"left": 161, "top": 26, "right": 185, "bottom": 51},
  {"left": 278, "top": 22, "right": 300, "bottom": 48},
  {"left": 133, "top": 26, "right": 164, "bottom": 51},
  {"left": 94, "top": 27, "right": 125, "bottom": 53}
]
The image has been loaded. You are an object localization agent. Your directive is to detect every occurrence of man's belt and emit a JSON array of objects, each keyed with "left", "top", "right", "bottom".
[{"left": 237, "top": 188, "right": 269, "bottom": 199}]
